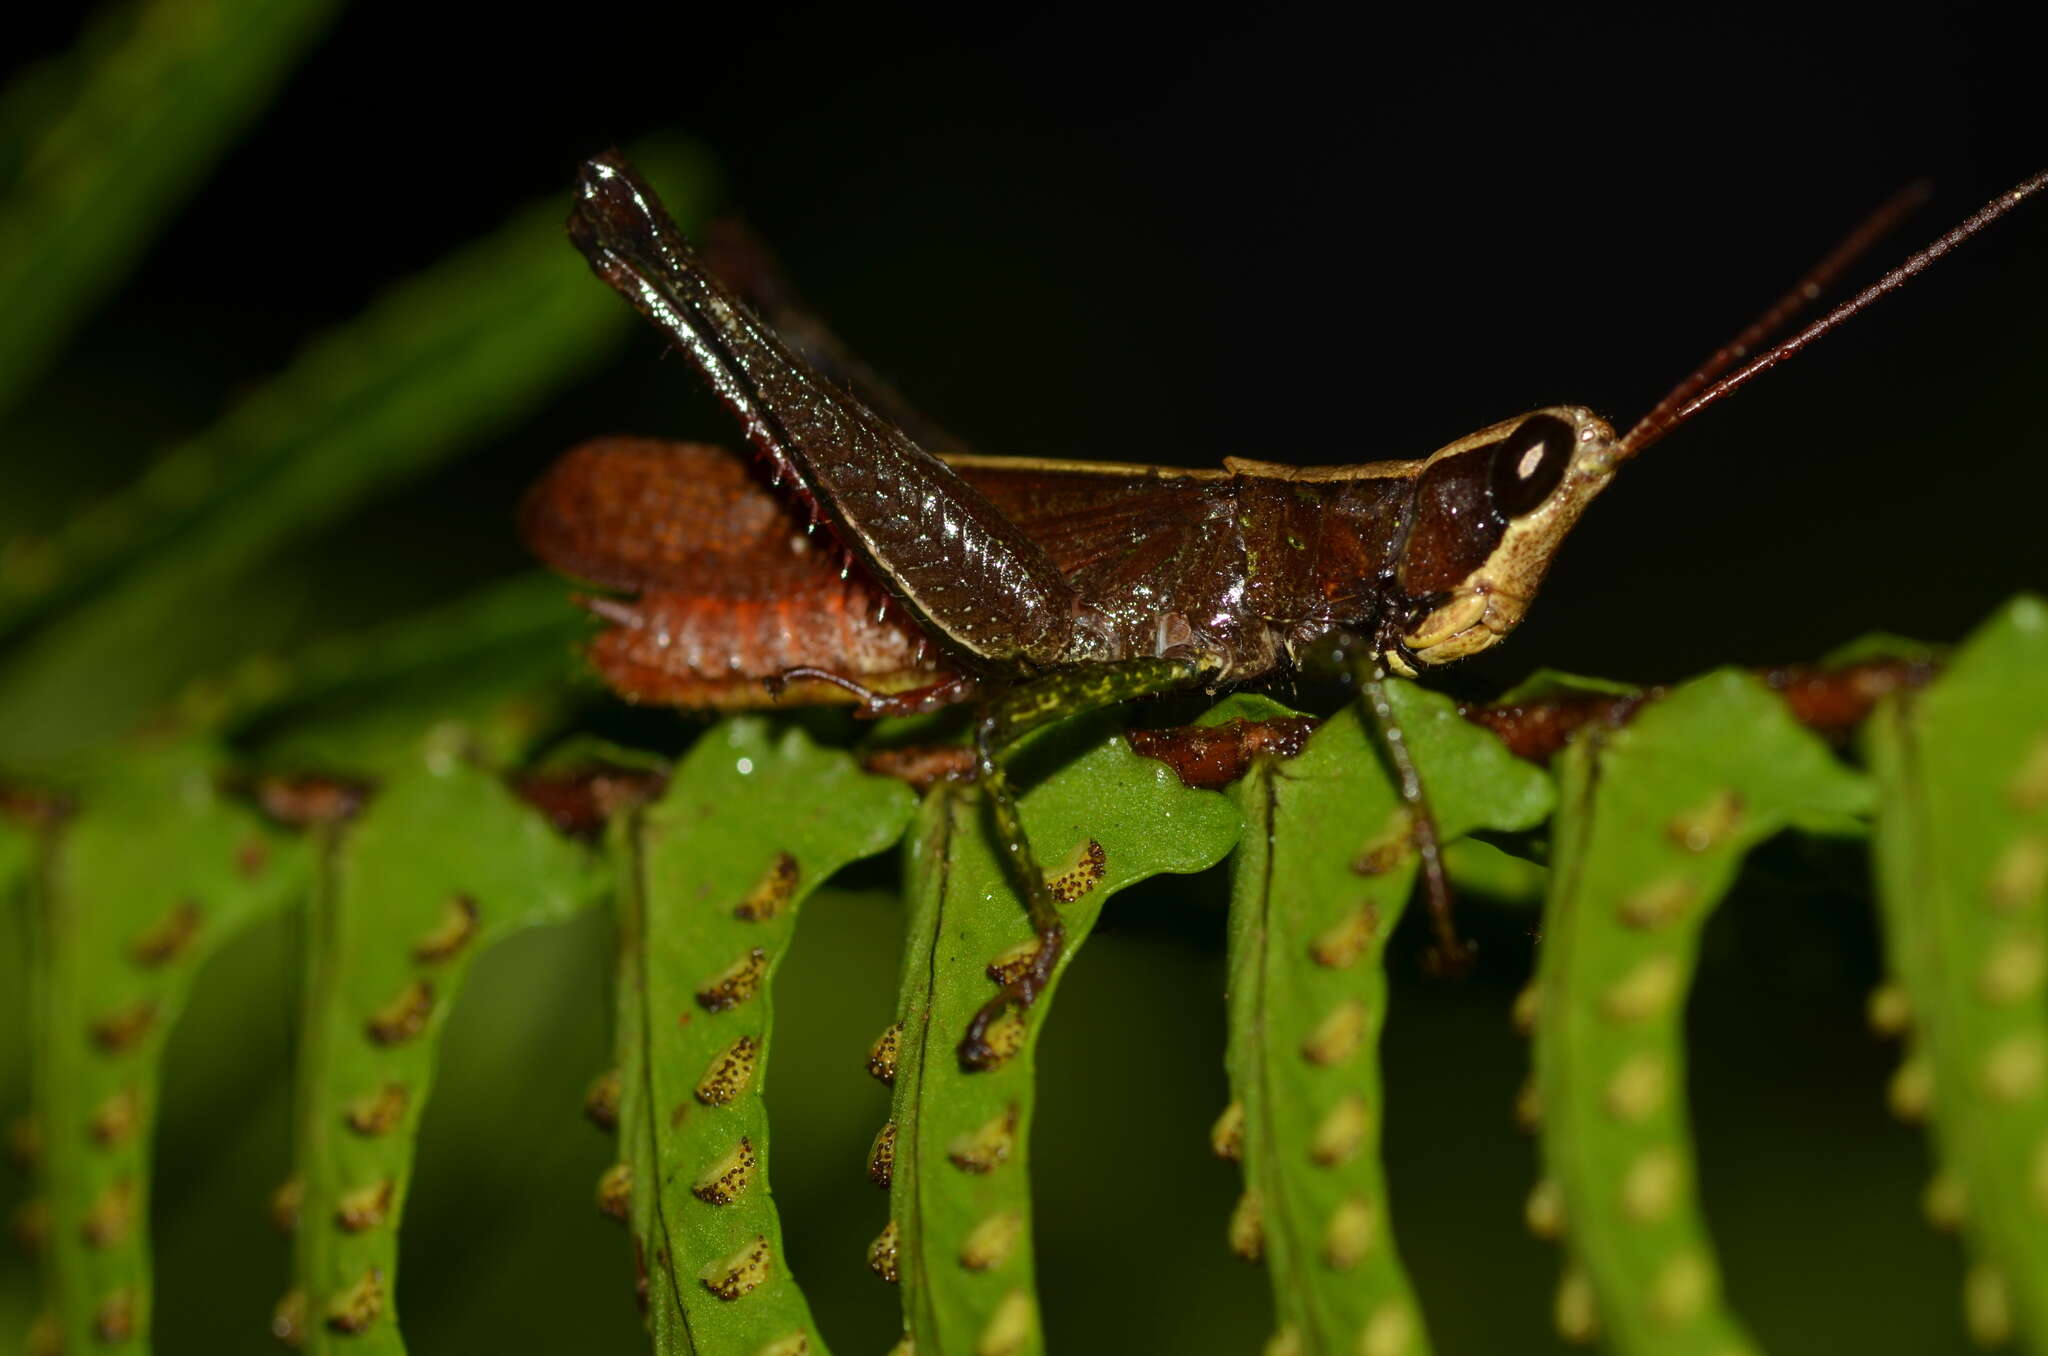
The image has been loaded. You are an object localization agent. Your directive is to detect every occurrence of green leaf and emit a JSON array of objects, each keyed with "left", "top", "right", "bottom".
[
  {"left": 1442, "top": 836, "right": 1548, "bottom": 905},
  {"left": 1530, "top": 670, "right": 1870, "bottom": 1353},
  {"left": 0, "top": 144, "right": 713, "bottom": 763},
  {"left": 614, "top": 719, "right": 914, "bottom": 1355},
  {"left": 1195, "top": 692, "right": 1308, "bottom": 726},
  {"left": 1819, "top": 631, "right": 1943, "bottom": 668},
  {"left": 0, "top": 799, "right": 37, "bottom": 1344},
  {"left": 23, "top": 744, "right": 305, "bottom": 1353},
  {"left": 1492, "top": 669, "right": 1643, "bottom": 704},
  {"left": 286, "top": 734, "right": 603, "bottom": 1353},
  {"left": 888, "top": 713, "right": 1240, "bottom": 1356},
  {"left": 1221, "top": 684, "right": 1552, "bottom": 1356},
  {"left": 0, "top": 795, "right": 31, "bottom": 899},
  {"left": 0, "top": 0, "right": 341, "bottom": 421},
  {"left": 1865, "top": 594, "right": 2048, "bottom": 1349}
]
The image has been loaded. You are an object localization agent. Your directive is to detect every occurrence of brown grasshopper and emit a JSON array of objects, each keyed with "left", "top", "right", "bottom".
[{"left": 525, "top": 153, "right": 2045, "bottom": 1068}]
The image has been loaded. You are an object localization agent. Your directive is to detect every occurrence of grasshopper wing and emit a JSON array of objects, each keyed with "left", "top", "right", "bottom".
[{"left": 954, "top": 456, "right": 1234, "bottom": 601}]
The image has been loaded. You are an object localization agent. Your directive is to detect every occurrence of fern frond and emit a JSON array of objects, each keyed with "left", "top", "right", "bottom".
[
  {"left": 886, "top": 712, "right": 1240, "bottom": 1356},
  {"left": 20, "top": 745, "right": 304, "bottom": 1353},
  {"left": 612, "top": 719, "right": 913, "bottom": 1354},
  {"left": 1221, "top": 686, "right": 1551, "bottom": 1356},
  {"left": 1867, "top": 595, "right": 2048, "bottom": 1347},
  {"left": 1530, "top": 671, "right": 1870, "bottom": 1352},
  {"left": 283, "top": 730, "right": 601, "bottom": 1353}
]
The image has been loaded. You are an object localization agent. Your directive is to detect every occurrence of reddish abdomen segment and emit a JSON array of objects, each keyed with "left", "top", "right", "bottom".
[
  {"left": 585, "top": 587, "right": 942, "bottom": 708},
  {"left": 521, "top": 437, "right": 950, "bottom": 707}
]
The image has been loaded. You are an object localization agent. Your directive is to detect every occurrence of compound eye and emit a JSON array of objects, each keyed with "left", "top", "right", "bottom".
[{"left": 1489, "top": 413, "right": 1576, "bottom": 517}]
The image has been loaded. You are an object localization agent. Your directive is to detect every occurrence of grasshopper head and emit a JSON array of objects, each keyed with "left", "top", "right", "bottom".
[
  {"left": 1383, "top": 170, "right": 2048, "bottom": 674},
  {"left": 1389, "top": 405, "right": 1621, "bottom": 674}
]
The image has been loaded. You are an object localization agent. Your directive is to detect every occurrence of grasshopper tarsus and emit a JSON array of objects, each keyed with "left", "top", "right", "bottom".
[
  {"left": 958, "top": 922, "right": 1067, "bottom": 1072},
  {"left": 1420, "top": 930, "right": 1478, "bottom": 981},
  {"left": 1413, "top": 816, "right": 1477, "bottom": 979}
]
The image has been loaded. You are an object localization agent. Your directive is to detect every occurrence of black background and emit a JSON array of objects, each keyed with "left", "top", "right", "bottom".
[{"left": 13, "top": 2, "right": 2046, "bottom": 690}]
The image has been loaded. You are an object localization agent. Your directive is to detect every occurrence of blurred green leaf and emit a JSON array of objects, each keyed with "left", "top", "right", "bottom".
[
  {"left": 1492, "top": 670, "right": 1643, "bottom": 704},
  {"left": 0, "top": 0, "right": 341, "bottom": 420},
  {"left": 0, "top": 142, "right": 713, "bottom": 765},
  {"left": 1867, "top": 595, "right": 2048, "bottom": 1349},
  {"left": 220, "top": 574, "right": 598, "bottom": 777},
  {"left": 0, "top": 801, "right": 38, "bottom": 1344},
  {"left": 187, "top": 572, "right": 589, "bottom": 739},
  {"left": 1442, "top": 836, "right": 1548, "bottom": 905}
]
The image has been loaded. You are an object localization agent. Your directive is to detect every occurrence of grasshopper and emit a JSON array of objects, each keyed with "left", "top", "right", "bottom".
[{"left": 525, "top": 153, "right": 2045, "bottom": 1069}]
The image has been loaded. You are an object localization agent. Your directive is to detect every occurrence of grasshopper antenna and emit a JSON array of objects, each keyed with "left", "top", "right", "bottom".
[
  {"left": 1616, "top": 169, "right": 2048, "bottom": 462},
  {"left": 1621, "top": 179, "right": 1929, "bottom": 450}
]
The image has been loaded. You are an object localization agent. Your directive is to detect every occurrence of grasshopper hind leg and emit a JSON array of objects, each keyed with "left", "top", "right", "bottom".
[{"left": 957, "top": 657, "right": 1210, "bottom": 1071}]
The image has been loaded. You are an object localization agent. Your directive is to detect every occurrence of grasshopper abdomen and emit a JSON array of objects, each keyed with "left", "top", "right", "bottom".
[{"left": 521, "top": 436, "right": 951, "bottom": 708}]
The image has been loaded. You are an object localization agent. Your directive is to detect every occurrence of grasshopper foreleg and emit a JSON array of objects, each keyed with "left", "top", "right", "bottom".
[
  {"left": 958, "top": 657, "right": 1211, "bottom": 1071},
  {"left": 1355, "top": 651, "right": 1473, "bottom": 977}
]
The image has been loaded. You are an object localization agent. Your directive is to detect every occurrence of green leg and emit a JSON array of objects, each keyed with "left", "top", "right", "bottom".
[{"left": 958, "top": 657, "right": 1209, "bottom": 1069}]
